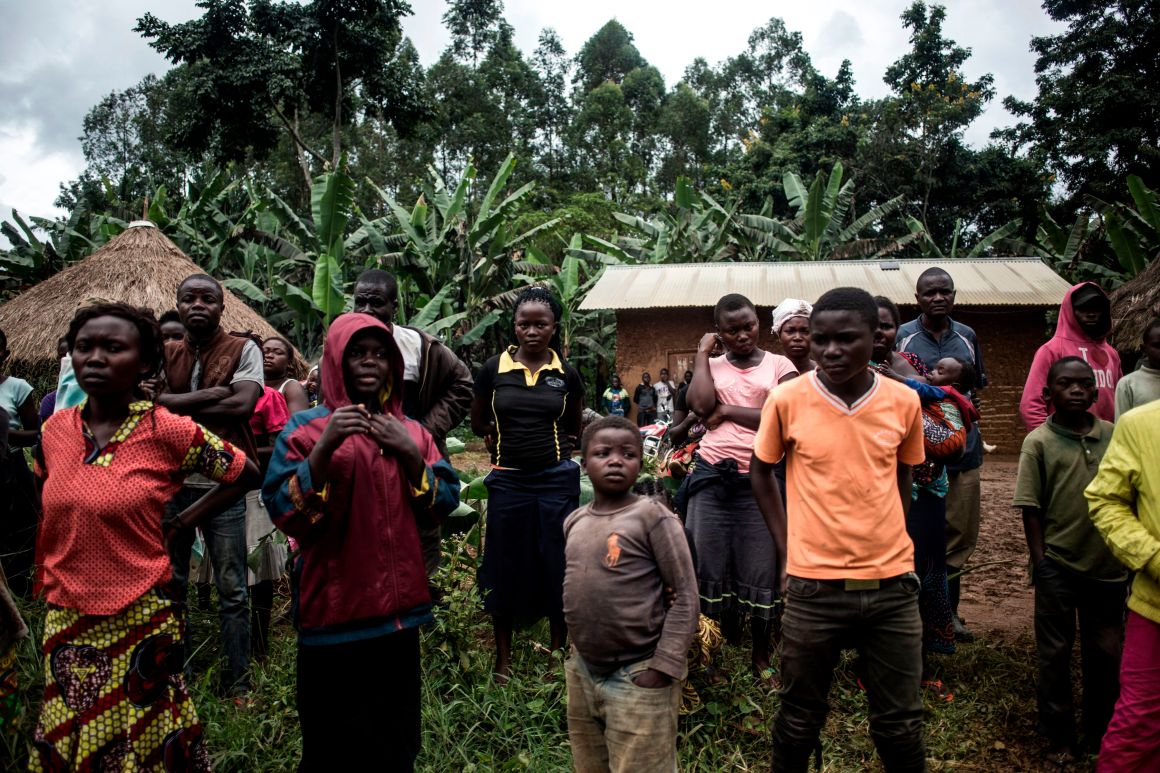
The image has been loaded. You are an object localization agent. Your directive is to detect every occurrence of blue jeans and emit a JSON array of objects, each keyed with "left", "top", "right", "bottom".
[
  {"left": 165, "top": 487, "right": 250, "bottom": 693},
  {"left": 772, "top": 574, "right": 925, "bottom": 772}
]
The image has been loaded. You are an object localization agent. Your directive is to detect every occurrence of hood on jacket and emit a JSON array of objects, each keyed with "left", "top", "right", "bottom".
[
  {"left": 321, "top": 313, "right": 405, "bottom": 417},
  {"left": 1056, "top": 281, "right": 1112, "bottom": 343}
]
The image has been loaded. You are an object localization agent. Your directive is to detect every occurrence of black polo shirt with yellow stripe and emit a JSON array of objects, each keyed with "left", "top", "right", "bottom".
[{"left": 473, "top": 347, "right": 584, "bottom": 471}]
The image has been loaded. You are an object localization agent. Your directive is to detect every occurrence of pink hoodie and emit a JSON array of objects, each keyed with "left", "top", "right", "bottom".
[{"left": 1019, "top": 282, "right": 1121, "bottom": 431}]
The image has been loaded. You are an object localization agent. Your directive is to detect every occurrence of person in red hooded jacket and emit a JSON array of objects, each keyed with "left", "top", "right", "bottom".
[
  {"left": 263, "top": 313, "right": 460, "bottom": 772},
  {"left": 1020, "top": 282, "right": 1122, "bottom": 431}
]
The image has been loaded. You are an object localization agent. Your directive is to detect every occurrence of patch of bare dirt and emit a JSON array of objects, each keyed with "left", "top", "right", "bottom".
[{"left": 958, "top": 455, "right": 1034, "bottom": 643}]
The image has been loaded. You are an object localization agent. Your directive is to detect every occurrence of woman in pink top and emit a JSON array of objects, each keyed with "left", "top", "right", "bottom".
[{"left": 685, "top": 293, "right": 797, "bottom": 686}]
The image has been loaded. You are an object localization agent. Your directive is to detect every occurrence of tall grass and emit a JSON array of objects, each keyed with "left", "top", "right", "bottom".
[{"left": 2, "top": 532, "right": 1085, "bottom": 772}]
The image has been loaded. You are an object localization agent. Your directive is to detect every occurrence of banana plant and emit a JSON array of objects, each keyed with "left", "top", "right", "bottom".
[
  {"left": 904, "top": 216, "right": 1023, "bottom": 261},
  {"left": 738, "top": 161, "right": 917, "bottom": 260},
  {"left": 365, "top": 153, "right": 559, "bottom": 352}
]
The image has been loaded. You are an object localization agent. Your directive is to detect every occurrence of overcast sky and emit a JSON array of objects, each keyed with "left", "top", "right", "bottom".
[{"left": 0, "top": 0, "right": 1063, "bottom": 227}]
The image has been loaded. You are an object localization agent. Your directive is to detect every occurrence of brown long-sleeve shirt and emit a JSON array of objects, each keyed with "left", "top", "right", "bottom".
[{"left": 563, "top": 496, "right": 698, "bottom": 681}]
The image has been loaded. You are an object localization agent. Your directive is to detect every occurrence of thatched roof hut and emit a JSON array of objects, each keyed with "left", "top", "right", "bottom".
[
  {"left": 1110, "top": 257, "right": 1160, "bottom": 352},
  {"left": 0, "top": 221, "right": 306, "bottom": 380}
]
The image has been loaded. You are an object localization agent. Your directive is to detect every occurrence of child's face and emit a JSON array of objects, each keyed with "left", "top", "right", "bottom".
[
  {"left": 160, "top": 321, "right": 186, "bottom": 344},
  {"left": 582, "top": 428, "right": 642, "bottom": 498},
  {"left": 929, "top": 358, "right": 963, "bottom": 388},
  {"left": 716, "top": 307, "right": 759, "bottom": 356},
  {"left": 810, "top": 310, "right": 874, "bottom": 384},
  {"left": 343, "top": 331, "right": 392, "bottom": 405},
  {"left": 1143, "top": 327, "right": 1160, "bottom": 368},
  {"left": 1043, "top": 361, "right": 1097, "bottom": 415}
]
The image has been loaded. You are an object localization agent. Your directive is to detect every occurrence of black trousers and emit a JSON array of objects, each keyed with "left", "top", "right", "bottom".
[
  {"left": 772, "top": 575, "right": 926, "bottom": 773},
  {"left": 297, "top": 627, "right": 422, "bottom": 772},
  {"left": 1033, "top": 557, "right": 1127, "bottom": 749}
]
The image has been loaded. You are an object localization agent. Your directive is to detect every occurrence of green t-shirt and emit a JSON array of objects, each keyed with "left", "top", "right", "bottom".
[{"left": 1013, "top": 414, "right": 1127, "bottom": 581}]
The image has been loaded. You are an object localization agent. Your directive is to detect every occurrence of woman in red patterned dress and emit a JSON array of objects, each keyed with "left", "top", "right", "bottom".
[{"left": 30, "top": 303, "right": 257, "bottom": 771}]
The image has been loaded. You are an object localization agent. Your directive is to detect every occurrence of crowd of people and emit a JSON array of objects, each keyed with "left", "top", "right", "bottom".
[{"left": 0, "top": 262, "right": 1157, "bottom": 772}]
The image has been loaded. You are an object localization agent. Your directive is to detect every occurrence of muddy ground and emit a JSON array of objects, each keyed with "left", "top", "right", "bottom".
[{"left": 960, "top": 456, "right": 1035, "bottom": 642}]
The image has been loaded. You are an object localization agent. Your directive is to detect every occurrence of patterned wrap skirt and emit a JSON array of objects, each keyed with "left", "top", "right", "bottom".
[{"left": 30, "top": 588, "right": 211, "bottom": 772}]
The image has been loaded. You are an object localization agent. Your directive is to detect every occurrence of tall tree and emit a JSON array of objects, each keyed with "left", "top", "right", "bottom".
[
  {"left": 877, "top": 1, "right": 994, "bottom": 237},
  {"left": 531, "top": 28, "right": 573, "bottom": 183},
  {"left": 442, "top": 0, "right": 505, "bottom": 65},
  {"left": 1000, "top": 0, "right": 1160, "bottom": 206},
  {"left": 573, "top": 20, "right": 645, "bottom": 93},
  {"left": 57, "top": 74, "right": 190, "bottom": 212},
  {"left": 135, "top": 0, "right": 427, "bottom": 188}
]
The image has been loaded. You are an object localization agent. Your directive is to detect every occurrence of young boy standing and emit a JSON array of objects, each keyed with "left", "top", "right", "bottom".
[
  {"left": 1013, "top": 357, "right": 1127, "bottom": 763},
  {"left": 563, "top": 416, "right": 698, "bottom": 772},
  {"left": 751, "top": 287, "right": 926, "bottom": 772}
]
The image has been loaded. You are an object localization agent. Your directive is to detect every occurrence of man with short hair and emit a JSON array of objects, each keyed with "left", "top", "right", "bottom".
[
  {"left": 353, "top": 269, "right": 473, "bottom": 580},
  {"left": 155, "top": 273, "right": 263, "bottom": 696},
  {"left": 897, "top": 267, "right": 988, "bottom": 642}
]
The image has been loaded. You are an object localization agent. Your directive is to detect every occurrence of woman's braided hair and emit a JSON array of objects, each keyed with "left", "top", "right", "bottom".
[{"left": 513, "top": 286, "right": 565, "bottom": 357}]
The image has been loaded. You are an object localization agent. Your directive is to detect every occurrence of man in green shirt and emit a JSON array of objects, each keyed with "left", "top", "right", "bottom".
[{"left": 1013, "top": 357, "right": 1128, "bottom": 763}]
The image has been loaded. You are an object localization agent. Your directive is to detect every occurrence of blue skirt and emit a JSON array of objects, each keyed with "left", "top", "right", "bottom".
[{"left": 478, "top": 460, "right": 580, "bottom": 627}]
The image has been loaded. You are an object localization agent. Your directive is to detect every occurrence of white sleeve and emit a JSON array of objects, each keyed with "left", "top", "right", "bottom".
[{"left": 231, "top": 341, "right": 265, "bottom": 385}]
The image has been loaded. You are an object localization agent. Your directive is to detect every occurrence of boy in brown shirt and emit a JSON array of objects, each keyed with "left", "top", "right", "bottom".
[{"left": 563, "top": 416, "right": 698, "bottom": 772}]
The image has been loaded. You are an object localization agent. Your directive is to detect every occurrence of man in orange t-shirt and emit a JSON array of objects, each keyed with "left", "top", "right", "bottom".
[{"left": 751, "top": 287, "right": 926, "bottom": 773}]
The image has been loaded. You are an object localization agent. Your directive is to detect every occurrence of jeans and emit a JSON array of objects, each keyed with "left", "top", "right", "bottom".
[
  {"left": 1098, "top": 611, "right": 1160, "bottom": 772},
  {"left": 565, "top": 650, "right": 681, "bottom": 773},
  {"left": 165, "top": 487, "right": 250, "bottom": 693},
  {"left": 1034, "top": 557, "right": 1126, "bottom": 749},
  {"left": 772, "top": 574, "right": 925, "bottom": 773}
]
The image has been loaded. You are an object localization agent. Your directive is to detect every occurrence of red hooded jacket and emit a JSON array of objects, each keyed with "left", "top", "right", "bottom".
[
  {"left": 263, "top": 314, "right": 460, "bottom": 639},
  {"left": 1019, "top": 282, "right": 1122, "bottom": 431}
]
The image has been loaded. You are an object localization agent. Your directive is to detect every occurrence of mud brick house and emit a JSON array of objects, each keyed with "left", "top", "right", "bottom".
[{"left": 580, "top": 259, "right": 1073, "bottom": 454}]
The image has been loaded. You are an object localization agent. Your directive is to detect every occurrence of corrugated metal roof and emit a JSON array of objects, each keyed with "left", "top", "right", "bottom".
[{"left": 578, "top": 258, "right": 1072, "bottom": 310}]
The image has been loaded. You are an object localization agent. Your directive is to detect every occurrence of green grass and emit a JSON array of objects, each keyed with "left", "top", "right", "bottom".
[{"left": 1, "top": 534, "right": 1090, "bottom": 772}]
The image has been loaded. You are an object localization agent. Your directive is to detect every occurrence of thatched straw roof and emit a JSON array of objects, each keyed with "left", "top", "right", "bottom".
[
  {"left": 0, "top": 221, "right": 306, "bottom": 380},
  {"left": 1110, "top": 256, "right": 1160, "bottom": 351}
]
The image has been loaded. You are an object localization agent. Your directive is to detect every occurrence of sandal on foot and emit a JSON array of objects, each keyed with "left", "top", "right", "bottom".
[
  {"left": 921, "top": 679, "right": 954, "bottom": 702},
  {"left": 753, "top": 665, "right": 781, "bottom": 690}
]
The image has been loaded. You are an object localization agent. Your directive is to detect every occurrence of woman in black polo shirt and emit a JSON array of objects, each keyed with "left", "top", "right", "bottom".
[{"left": 471, "top": 287, "right": 584, "bottom": 680}]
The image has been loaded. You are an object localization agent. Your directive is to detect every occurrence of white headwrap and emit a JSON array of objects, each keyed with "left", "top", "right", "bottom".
[{"left": 771, "top": 298, "right": 813, "bottom": 335}]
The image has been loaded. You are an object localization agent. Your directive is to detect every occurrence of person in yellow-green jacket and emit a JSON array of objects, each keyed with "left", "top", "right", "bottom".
[{"left": 1085, "top": 398, "right": 1160, "bottom": 772}]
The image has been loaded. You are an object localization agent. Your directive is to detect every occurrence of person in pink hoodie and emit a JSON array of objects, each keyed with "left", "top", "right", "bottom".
[{"left": 1020, "top": 282, "right": 1121, "bottom": 431}]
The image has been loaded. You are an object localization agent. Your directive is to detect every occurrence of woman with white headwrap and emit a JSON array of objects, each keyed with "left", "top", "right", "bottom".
[{"left": 771, "top": 299, "right": 815, "bottom": 375}]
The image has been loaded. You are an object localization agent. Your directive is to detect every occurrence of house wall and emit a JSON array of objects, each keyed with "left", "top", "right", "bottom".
[{"left": 613, "top": 304, "right": 1050, "bottom": 455}]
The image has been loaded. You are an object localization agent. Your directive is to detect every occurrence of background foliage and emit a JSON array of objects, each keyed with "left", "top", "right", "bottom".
[{"left": 3, "top": 0, "right": 1159, "bottom": 383}]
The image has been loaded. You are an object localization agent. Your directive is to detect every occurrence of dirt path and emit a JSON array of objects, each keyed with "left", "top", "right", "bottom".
[{"left": 958, "top": 456, "right": 1035, "bottom": 642}]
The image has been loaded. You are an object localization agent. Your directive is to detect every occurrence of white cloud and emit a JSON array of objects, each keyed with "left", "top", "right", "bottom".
[{"left": 0, "top": 0, "right": 1063, "bottom": 222}]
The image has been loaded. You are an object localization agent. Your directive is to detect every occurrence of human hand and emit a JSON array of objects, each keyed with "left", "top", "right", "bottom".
[
  {"left": 698, "top": 333, "right": 723, "bottom": 356},
  {"left": 876, "top": 365, "right": 905, "bottom": 383},
  {"left": 632, "top": 668, "right": 673, "bottom": 688},
  {"left": 663, "top": 585, "right": 675, "bottom": 609},
  {"left": 703, "top": 405, "right": 728, "bottom": 430},
  {"left": 140, "top": 378, "right": 163, "bottom": 400},
  {"left": 318, "top": 404, "right": 371, "bottom": 451},
  {"left": 369, "top": 413, "right": 419, "bottom": 458}
]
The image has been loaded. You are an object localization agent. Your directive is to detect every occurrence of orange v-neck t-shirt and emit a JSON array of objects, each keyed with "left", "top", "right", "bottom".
[{"left": 754, "top": 371, "right": 924, "bottom": 580}]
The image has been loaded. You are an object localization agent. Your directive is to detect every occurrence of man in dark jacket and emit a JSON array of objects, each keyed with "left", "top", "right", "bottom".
[{"left": 353, "top": 269, "right": 474, "bottom": 579}]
